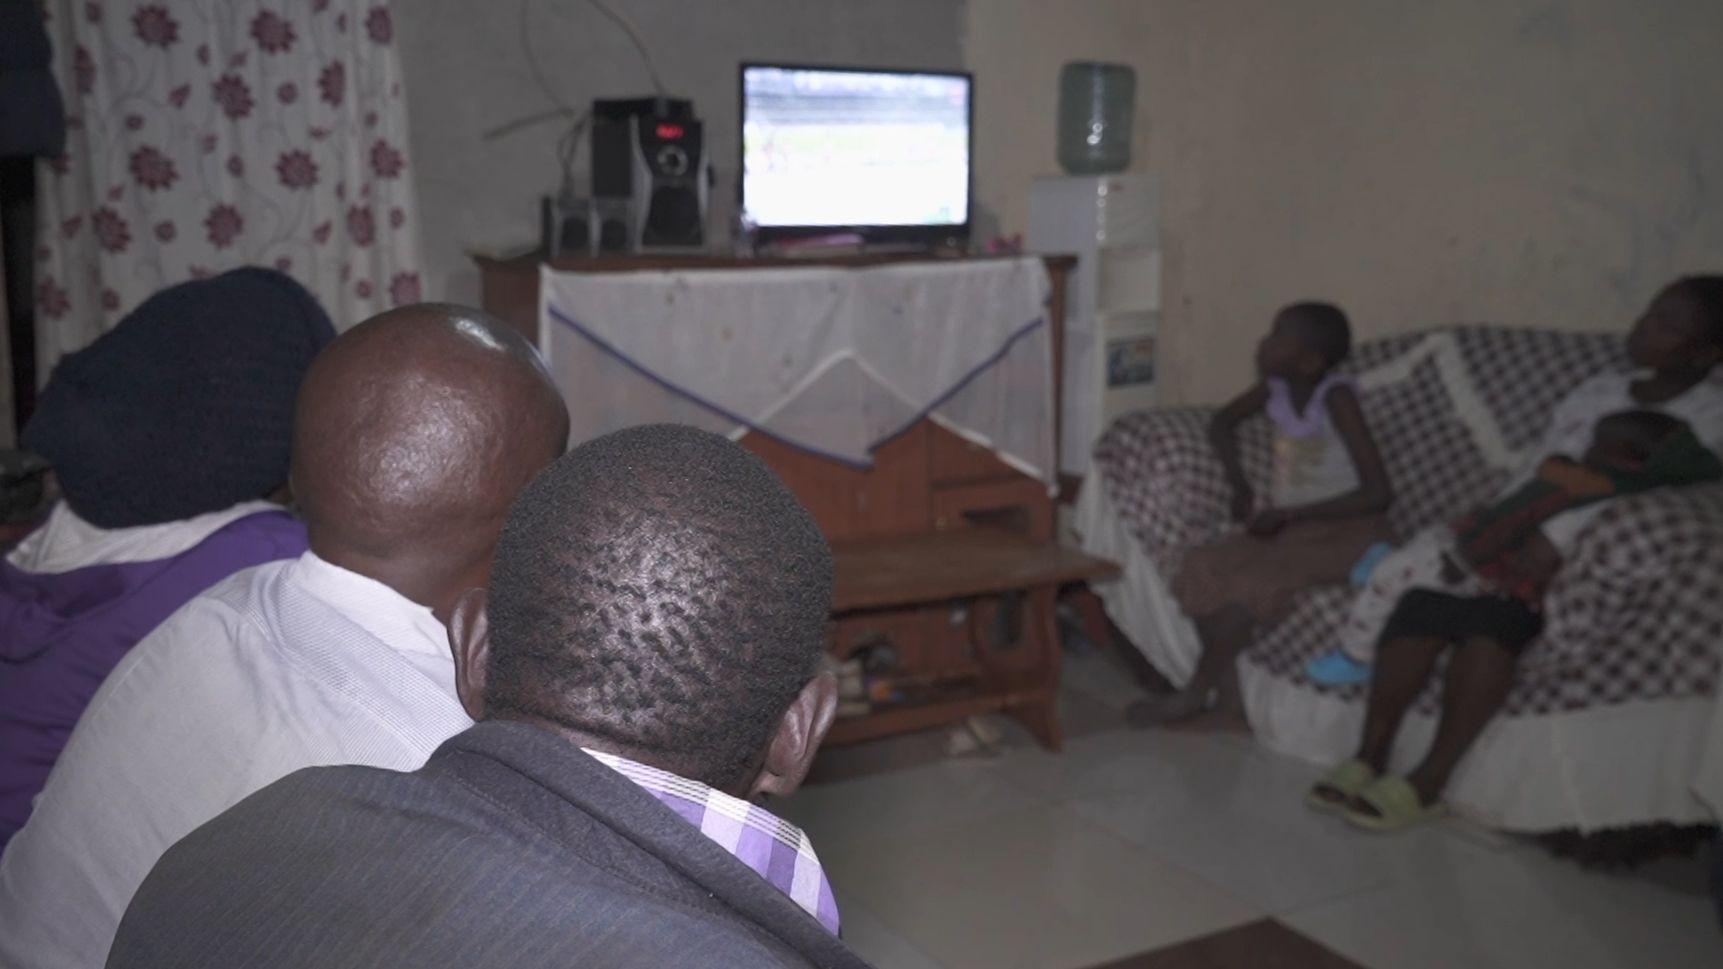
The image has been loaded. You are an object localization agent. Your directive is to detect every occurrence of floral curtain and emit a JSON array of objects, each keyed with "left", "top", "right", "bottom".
[{"left": 32, "top": 0, "right": 422, "bottom": 372}]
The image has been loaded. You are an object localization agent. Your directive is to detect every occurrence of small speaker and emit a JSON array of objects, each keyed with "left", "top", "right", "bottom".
[
  {"left": 540, "top": 195, "right": 633, "bottom": 259},
  {"left": 592, "top": 98, "right": 709, "bottom": 250},
  {"left": 540, "top": 196, "right": 586, "bottom": 258}
]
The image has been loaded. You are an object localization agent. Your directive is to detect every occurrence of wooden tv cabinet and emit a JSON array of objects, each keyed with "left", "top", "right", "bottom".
[{"left": 474, "top": 252, "right": 1115, "bottom": 750}]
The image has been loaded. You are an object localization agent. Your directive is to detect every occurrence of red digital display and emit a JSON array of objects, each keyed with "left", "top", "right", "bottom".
[{"left": 655, "top": 123, "right": 685, "bottom": 140}]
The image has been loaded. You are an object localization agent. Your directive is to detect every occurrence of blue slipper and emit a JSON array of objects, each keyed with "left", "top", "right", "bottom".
[{"left": 1305, "top": 649, "right": 1373, "bottom": 686}]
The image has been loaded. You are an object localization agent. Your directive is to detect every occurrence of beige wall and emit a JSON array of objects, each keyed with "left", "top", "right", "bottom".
[{"left": 966, "top": 0, "right": 1723, "bottom": 404}]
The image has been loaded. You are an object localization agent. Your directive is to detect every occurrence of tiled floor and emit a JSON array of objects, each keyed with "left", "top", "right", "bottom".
[
  {"left": 1086, "top": 920, "right": 1365, "bottom": 968},
  {"left": 779, "top": 650, "right": 1723, "bottom": 969}
]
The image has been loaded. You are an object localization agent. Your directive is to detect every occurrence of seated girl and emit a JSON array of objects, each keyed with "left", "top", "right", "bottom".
[{"left": 1129, "top": 302, "right": 1393, "bottom": 724}]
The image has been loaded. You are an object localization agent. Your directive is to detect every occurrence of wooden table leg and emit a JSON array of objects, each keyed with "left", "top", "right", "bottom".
[
  {"left": 1007, "top": 584, "right": 1064, "bottom": 751},
  {"left": 1065, "top": 583, "right": 1114, "bottom": 651}
]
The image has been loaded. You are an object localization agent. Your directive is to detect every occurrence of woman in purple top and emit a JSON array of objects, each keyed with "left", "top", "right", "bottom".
[{"left": 0, "top": 267, "right": 334, "bottom": 851}]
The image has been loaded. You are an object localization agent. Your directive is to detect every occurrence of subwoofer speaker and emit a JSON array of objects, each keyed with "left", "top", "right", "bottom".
[{"left": 591, "top": 98, "right": 709, "bottom": 250}]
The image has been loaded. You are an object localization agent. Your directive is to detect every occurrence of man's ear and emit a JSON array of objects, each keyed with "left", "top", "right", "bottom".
[
  {"left": 447, "top": 587, "right": 491, "bottom": 721},
  {"left": 748, "top": 672, "right": 839, "bottom": 801}
]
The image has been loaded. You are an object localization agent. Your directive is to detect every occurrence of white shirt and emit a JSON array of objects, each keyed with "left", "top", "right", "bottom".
[
  {"left": 6, "top": 499, "right": 281, "bottom": 573},
  {"left": 1265, "top": 375, "right": 1361, "bottom": 509},
  {"left": 0, "top": 551, "right": 473, "bottom": 969},
  {"left": 1515, "top": 373, "right": 1723, "bottom": 551}
]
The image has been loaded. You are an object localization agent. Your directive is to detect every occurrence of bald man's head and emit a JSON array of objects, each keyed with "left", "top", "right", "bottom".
[{"left": 291, "top": 304, "right": 569, "bottom": 617}]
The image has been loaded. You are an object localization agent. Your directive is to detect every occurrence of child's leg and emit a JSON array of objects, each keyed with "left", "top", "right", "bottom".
[
  {"left": 1194, "top": 604, "right": 1254, "bottom": 715},
  {"left": 1204, "top": 608, "right": 1253, "bottom": 717},
  {"left": 1128, "top": 604, "right": 1252, "bottom": 725},
  {"left": 1310, "top": 627, "right": 1445, "bottom": 809},
  {"left": 1355, "top": 633, "right": 1446, "bottom": 773},
  {"left": 1336, "top": 527, "right": 1455, "bottom": 664},
  {"left": 1402, "top": 635, "right": 1518, "bottom": 807}
]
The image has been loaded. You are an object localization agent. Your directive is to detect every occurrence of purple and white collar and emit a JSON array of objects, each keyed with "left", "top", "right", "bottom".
[{"left": 583, "top": 748, "right": 841, "bottom": 935}]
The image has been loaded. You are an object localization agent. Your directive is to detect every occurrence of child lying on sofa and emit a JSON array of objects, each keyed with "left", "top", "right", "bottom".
[
  {"left": 1310, "top": 276, "right": 1723, "bottom": 692},
  {"left": 1308, "top": 409, "right": 1723, "bottom": 684},
  {"left": 1305, "top": 411, "right": 1720, "bottom": 830}
]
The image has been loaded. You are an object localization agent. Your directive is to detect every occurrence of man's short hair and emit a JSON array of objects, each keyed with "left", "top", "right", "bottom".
[
  {"left": 484, "top": 424, "right": 834, "bottom": 789},
  {"left": 1277, "top": 301, "right": 1352, "bottom": 369}
]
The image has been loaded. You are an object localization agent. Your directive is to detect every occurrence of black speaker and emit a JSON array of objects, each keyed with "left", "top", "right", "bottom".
[{"left": 591, "top": 98, "right": 709, "bottom": 250}]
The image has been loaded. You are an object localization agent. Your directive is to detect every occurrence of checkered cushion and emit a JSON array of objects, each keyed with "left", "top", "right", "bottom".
[
  {"left": 1436, "top": 325, "right": 1624, "bottom": 450},
  {"left": 1094, "top": 406, "right": 1266, "bottom": 579},
  {"left": 1094, "top": 325, "right": 1723, "bottom": 716},
  {"left": 1536, "top": 484, "right": 1723, "bottom": 708},
  {"left": 1353, "top": 342, "right": 1504, "bottom": 538}
]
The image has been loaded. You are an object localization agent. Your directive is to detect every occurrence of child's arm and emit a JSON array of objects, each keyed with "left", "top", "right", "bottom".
[
  {"left": 1209, "top": 383, "right": 1270, "bottom": 522},
  {"left": 1252, "top": 383, "right": 1392, "bottom": 534},
  {"left": 1501, "top": 529, "right": 1563, "bottom": 604}
]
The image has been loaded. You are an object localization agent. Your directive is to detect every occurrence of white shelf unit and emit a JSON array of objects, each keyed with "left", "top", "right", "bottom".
[{"left": 1027, "top": 173, "right": 1162, "bottom": 476}]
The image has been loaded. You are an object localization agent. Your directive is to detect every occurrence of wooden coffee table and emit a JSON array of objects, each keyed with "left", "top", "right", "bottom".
[
  {"left": 475, "top": 252, "right": 1117, "bottom": 751},
  {"left": 825, "top": 526, "right": 1119, "bottom": 751}
]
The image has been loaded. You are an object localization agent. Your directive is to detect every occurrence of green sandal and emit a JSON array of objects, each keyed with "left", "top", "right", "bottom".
[
  {"left": 1305, "top": 759, "right": 1376, "bottom": 813},
  {"left": 1344, "top": 775, "right": 1447, "bottom": 832}
]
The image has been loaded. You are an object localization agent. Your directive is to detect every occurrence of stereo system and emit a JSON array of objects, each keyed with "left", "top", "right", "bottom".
[
  {"left": 592, "top": 97, "right": 709, "bottom": 250},
  {"left": 540, "top": 97, "right": 709, "bottom": 257}
]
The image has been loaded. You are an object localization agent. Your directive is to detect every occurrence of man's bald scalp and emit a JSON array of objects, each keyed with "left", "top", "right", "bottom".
[{"left": 292, "top": 304, "right": 568, "bottom": 566}]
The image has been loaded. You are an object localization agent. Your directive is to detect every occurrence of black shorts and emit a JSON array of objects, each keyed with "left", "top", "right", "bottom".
[{"left": 1379, "top": 588, "right": 1544, "bottom": 654}]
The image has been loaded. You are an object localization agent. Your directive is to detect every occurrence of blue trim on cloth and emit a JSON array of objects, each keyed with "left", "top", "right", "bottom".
[
  {"left": 867, "top": 315, "right": 1046, "bottom": 452},
  {"left": 544, "top": 302, "right": 1046, "bottom": 471}
]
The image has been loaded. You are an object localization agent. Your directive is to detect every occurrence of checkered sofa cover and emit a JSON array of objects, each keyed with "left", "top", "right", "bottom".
[{"left": 1092, "top": 325, "right": 1723, "bottom": 719}]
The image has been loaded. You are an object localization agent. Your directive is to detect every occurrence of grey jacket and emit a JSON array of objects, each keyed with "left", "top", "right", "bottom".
[{"left": 107, "top": 720, "right": 873, "bottom": 969}]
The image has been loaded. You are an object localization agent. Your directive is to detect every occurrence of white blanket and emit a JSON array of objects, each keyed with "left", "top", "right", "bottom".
[{"left": 538, "top": 257, "right": 1055, "bottom": 482}]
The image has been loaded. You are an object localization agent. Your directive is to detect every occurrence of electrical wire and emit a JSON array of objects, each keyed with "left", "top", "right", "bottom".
[
  {"left": 555, "top": 111, "right": 594, "bottom": 199},
  {"left": 520, "top": 0, "right": 578, "bottom": 115},
  {"left": 482, "top": 0, "right": 578, "bottom": 140},
  {"left": 583, "top": 0, "right": 668, "bottom": 97},
  {"left": 480, "top": 106, "right": 573, "bottom": 141},
  {"left": 481, "top": 0, "right": 668, "bottom": 197}
]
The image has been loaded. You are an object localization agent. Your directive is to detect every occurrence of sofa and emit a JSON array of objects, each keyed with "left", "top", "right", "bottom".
[{"left": 1076, "top": 324, "right": 1723, "bottom": 835}]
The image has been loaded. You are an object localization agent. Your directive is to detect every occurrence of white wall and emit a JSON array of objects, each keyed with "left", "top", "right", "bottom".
[
  {"left": 393, "top": 0, "right": 964, "bottom": 305},
  {"left": 966, "top": 0, "right": 1723, "bottom": 404}
]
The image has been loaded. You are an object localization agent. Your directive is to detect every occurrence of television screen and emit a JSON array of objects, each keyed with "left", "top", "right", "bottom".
[{"left": 740, "top": 64, "right": 971, "bottom": 236}]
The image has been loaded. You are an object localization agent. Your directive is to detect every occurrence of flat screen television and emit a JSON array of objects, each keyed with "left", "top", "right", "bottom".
[{"left": 740, "top": 63, "right": 972, "bottom": 247}]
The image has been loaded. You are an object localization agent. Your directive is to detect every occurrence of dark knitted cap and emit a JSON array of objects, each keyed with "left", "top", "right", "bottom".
[{"left": 22, "top": 267, "right": 336, "bottom": 529}]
